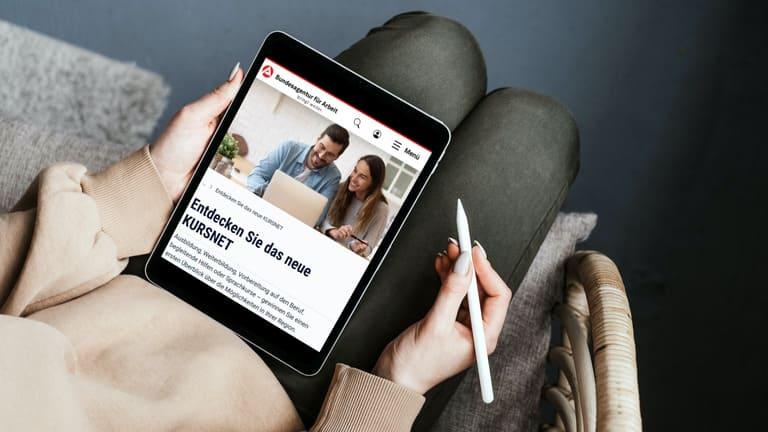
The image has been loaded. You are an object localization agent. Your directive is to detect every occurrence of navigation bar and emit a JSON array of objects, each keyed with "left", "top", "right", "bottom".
[{"left": 255, "top": 57, "right": 430, "bottom": 170}]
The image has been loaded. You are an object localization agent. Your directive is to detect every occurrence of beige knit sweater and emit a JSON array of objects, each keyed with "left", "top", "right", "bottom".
[{"left": 0, "top": 147, "right": 424, "bottom": 431}]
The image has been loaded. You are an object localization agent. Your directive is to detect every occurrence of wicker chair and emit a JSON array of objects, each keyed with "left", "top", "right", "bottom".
[{"left": 542, "top": 251, "right": 642, "bottom": 432}]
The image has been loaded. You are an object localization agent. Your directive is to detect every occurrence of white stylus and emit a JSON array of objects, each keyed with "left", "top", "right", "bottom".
[{"left": 456, "top": 198, "right": 494, "bottom": 403}]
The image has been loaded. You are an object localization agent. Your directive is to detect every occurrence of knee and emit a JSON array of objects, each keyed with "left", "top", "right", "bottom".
[
  {"left": 388, "top": 12, "right": 477, "bottom": 47},
  {"left": 384, "top": 12, "right": 487, "bottom": 127},
  {"left": 480, "top": 88, "right": 580, "bottom": 184},
  {"left": 335, "top": 12, "right": 486, "bottom": 129},
  {"left": 387, "top": 12, "right": 485, "bottom": 79}
]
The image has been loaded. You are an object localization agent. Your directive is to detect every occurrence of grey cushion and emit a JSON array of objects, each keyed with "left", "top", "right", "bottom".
[
  {"left": 0, "top": 19, "right": 169, "bottom": 211},
  {"left": 432, "top": 212, "right": 597, "bottom": 431}
]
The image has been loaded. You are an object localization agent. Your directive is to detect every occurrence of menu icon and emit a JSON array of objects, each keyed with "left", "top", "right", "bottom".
[{"left": 392, "top": 139, "right": 402, "bottom": 151}]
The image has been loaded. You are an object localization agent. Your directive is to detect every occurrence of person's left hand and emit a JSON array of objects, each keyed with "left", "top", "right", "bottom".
[
  {"left": 349, "top": 239, "right": 368, "bottom": 254},
  {"left": 150, "top": 64, "right": 244, "bottom": 202}
]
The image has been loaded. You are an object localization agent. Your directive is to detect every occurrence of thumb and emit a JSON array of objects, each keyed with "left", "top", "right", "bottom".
[
  {"left": 428, "top": 251, "right": 472, "bottom": 326},
  {"left": 186, "top": 65, "right": 242, "bottom": 120}
]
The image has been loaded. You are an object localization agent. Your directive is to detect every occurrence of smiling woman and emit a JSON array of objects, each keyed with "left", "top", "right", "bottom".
[{"left": 322, "top": 154, "right": 389, "bottom": 257}]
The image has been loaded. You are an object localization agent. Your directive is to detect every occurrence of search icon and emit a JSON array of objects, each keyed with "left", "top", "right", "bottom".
[{"left": 353, "top": 118, "right": 361, "bottom": 128}]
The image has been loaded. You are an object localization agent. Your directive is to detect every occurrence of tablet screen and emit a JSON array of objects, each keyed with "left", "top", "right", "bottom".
[{"left": 160, "top": 57, "right": 432, "bottom": 351}]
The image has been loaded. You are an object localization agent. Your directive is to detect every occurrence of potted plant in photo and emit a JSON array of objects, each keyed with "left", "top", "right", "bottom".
[{"left": 211, "top": 133, "right": 239, "bottom": 178}]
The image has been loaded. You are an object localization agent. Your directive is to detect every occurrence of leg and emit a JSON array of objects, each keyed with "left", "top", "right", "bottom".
[
  {"left": 263, "top": 12, "right": 580, "bottom": 429},
  {"left": 335, "top": 11, "right": 487, "bottom": 131}
]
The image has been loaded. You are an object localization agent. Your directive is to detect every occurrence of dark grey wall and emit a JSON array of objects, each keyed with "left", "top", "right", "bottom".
[{"left": 2, "top": 1, "right": 766, "bottom": 429}]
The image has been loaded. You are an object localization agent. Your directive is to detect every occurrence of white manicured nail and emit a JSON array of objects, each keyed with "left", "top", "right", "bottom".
[
  {"left": 228, "top": 62, "right": 240, "bottom": 81},
  {"left": 474, "top": 240, "right": 487, "bottom": 259}
]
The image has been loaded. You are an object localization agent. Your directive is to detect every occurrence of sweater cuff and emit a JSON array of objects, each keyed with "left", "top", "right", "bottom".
[
  {"left": 311, "top": 364, "right": 425, "bottom": 432},
  {"left": 81, "top": 146, "right": 173, "bottom": 258}
]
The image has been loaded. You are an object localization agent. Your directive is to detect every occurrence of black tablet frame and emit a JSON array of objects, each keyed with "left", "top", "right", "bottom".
[{"left": 145, "top": 31, "right": 450, "bottom": 376}]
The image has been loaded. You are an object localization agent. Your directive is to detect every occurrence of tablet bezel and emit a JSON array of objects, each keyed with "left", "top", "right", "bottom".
[{"left": 145, "top": 31, "right": 450, "bottom": 376}]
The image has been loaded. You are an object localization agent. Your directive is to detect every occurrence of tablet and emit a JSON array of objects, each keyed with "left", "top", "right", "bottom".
[{"left": 146, "top": 31, "right": 450, "bottom": 376}]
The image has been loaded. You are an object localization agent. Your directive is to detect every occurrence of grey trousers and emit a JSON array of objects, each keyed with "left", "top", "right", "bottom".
[{"left": 261, "top": 11, "right": 580, "bottom": 430}]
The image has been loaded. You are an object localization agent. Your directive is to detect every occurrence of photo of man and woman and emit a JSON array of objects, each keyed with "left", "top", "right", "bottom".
[{"left": 208, "top": 67, "right": 418, "bottom": 258}]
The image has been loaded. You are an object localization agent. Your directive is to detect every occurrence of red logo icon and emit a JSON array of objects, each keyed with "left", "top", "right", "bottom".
[{"left": 261, "top": 65, "right": 274, "bottom": 78}]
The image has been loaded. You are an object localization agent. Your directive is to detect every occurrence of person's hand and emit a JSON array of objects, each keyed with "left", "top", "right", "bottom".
[
  {"left": 339, "top": 225, "right": 354, "bottom": 239},
  {"left": 150, "top": 63, "right": 244, "bottom": 202},
  {"left": 327, "top": 228, "right": 344, "bottom": 241},
  {"left": 349, "top": 239, "right": 368, "bottom": 254},
  {"left": 373, "top": 240, "right": 512, "bottom": 394},
  {"left": 329, "top": 225, "right": 354, "bottom": 241}
]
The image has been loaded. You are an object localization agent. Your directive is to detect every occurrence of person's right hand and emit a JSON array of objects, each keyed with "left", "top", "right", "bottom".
[
  {"left": 373, "top": 240, "right": 512, "bottom": 394},
  {"left": 329, "top": 225, "right": 353, "bottom": 241},
  {"left": 328, "top": 228, "right": 343, "bottom": 240}
]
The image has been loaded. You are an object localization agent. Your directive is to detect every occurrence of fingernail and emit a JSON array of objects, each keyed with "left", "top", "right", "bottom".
[
  {"left": 473, "top": 240, "right": 487, "bottom": 259},
  {"left": 453, "top": 252, "right": 471, "bottom": 275},
  {"left": 228, "top": 62, "right": 240, "bottom": 81},
  {"left": 448, "top": 237, "right": 458, "bottom": 246},
  {"left": 437, "top": 251, "right": 444, "bottom": 257}
]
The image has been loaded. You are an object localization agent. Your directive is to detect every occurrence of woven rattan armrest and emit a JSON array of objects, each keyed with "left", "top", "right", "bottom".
[{"left": 543, "top": 251, "right": 642, "bottom": 432}]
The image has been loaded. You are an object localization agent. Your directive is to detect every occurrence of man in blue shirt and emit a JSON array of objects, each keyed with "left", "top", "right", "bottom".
[{"left": 246, "top": 124, "right": 349, "bottom": 224}]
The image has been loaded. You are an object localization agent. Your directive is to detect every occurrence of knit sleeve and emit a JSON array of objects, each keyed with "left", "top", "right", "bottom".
[
  {"left": 309, "top": 363, "right": 425, "bottom": 432},
  {"left": 0, "top": 146, "right": 172, "bottom": 316}
]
